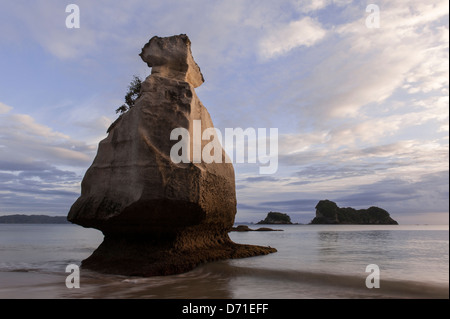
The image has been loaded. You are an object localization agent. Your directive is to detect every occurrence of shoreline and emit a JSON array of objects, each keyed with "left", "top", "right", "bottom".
[{"left": 1, "top": 266, "right": 448, "bottom": 299}]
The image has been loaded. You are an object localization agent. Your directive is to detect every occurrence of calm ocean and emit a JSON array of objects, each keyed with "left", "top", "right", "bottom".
[{"left": 0, "top": 223, "right": 448, "bottom": 299}]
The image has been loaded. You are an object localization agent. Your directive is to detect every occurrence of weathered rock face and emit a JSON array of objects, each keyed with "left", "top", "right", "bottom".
[
  {"left": 67, "top": 34, "right": 276, "bottom": 276},
  {"left": 140, "top": 34, "right": 204, "bottom": 88},
  {"left": 310, "top": 200, "right": 398, "bottom": 225}
]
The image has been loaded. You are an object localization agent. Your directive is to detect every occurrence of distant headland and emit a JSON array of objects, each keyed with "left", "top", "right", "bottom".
[
  {"left": 310, "top": 200, "right": 398, "bottom": 225},
  {"left": 0, "top": 214, "right": 69, "bottom": 224},
  {"left": 230, "top": 225, "right": 283, "bottom": 232}
]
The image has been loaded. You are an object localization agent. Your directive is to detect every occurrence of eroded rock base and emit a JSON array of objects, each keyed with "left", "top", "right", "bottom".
[{"left": 82, "top": 233, "right": 276, "bottom": 277}]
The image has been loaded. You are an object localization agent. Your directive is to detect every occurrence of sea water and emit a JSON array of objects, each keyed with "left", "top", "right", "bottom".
[{"left": 0, "top": 224, "right": 448, "bottom": 298}]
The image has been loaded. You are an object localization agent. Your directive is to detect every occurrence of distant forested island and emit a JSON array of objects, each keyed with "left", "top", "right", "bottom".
[
  {"left": 0, "top": 214, "right": 69, "bottom": 224},
  {"left": 310, "top": 200, "right": 398, "bottom": 225},
  {"left": 257, "top": 212, "right": 294, "bottom": 224}
]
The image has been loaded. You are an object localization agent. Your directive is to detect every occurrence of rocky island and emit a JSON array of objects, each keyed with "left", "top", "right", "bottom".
[
  {"left": 257, "top": 212, "right": 293, "bottom": 224},
  {"left": 67, "top": 34, "right": 276, "bottom": 277},
  {"left": 310, "top": 200, "right": 398, "bottom": 225}
]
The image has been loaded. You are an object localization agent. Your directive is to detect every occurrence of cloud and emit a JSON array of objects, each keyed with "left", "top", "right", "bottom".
[
  {"left": 8, "top": 113, "right": 70, "bottom": 140},
  {"left": 1, "top": 2, "right": 91, "bottom": 60},
  {"left": 334, "top": 170, "right": 449, "bottom": 214},
  {"left": 273, "top": 0, "right": 449, "bottom": 128},
  {"left": 278, "top": 135, "right": 449, "bottom": 195},
  {"left": 0, "top": 102, "right": 12, "bottom": 114},
  {"left": 260, "top": 198, "right": 319, "bottom": 211},
  {"left": 0, "top": 1, "right": 156, "bottom": 62},
  {"left": 295, "top": 0, "right": 330, "bottom": 13},
  {"left": 0, "top": 160, "right": 81, "bottom": 215},
  {"left": 0, "top": 104, "right": 97, "bottom": 214},
  {"left": 0, "top": 109, "right": 94, "bottom": 168},
  {"left": 243, "top": 175, "right": 280, "bottom": 183},
  {"left": 294, "top": 0, "right": 353, "bottom": 13},
  {"left": 259, "top": 17, "right": 327, "bottom": 59}
]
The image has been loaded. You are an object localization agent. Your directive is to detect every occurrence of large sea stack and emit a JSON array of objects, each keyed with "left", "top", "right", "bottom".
[{"left": 67, "top": 34, "right": 276, "bottom": 276}]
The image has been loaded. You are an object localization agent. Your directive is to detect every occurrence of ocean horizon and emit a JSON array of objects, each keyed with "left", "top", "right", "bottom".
[{"left": 0, "top": 223, "right": 448, "bottom": 299}]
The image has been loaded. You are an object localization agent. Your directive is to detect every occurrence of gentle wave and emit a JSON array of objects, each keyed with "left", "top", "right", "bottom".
[
  {"left": 0, "top": 260, "right": 78, "bottom": 274},
  {"left": 1, "top": 261, "right": 448, "bottom": 299},
  {"left": 192, "top": 262, "right": 449, "bottom": 299}
]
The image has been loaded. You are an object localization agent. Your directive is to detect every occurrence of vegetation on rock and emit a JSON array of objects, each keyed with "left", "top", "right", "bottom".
[
  {"left": 115, "top": 75, "right": 142, "bottom": 114},
  {"left": 310, "top": 200, "right": 398, "bottom": 225},
  {"left": 257, "top": 212, "right": 292, "bottom": 224}
]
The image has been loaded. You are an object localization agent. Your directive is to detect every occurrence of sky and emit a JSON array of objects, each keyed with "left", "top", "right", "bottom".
[{"left": 0, "top": 0, "right": 448, "bottom": 224}]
